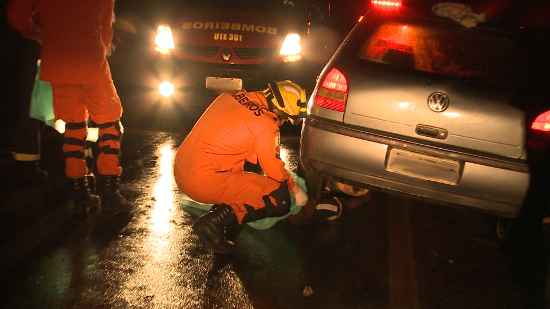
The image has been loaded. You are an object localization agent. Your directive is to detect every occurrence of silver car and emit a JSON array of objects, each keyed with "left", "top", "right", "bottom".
[{"left": 300, "top": 3, "right": 550, "bottom": 218}]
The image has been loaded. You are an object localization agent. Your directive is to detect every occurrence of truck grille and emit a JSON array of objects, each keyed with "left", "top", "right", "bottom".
[
  {"left": 234, "top": 47, "right": 274, "bottom": 59},
  {"left": 182, "top": 45, "right": 219, "bottom": 57}
]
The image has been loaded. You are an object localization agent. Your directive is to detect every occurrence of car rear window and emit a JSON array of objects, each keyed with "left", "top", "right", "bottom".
[{"left": 356, "top": 21, "right": 523, "bottom": 85}]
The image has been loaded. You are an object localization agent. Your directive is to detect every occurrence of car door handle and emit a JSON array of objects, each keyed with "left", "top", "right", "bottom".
[{"left": 415, "top": 124, "right": 448, "bottom": 140}]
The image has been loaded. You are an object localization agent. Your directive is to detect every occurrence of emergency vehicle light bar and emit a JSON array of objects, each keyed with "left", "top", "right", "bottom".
[{"left": 371, "top": 0, "right": 402, "bottom": 10}]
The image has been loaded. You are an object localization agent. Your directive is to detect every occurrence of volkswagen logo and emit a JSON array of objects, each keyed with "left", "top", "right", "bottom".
[
  {"left": 427, "top": 91, "right": 450, "bottom": 112},
  {"left": 221, "top": 50, "right": 232, "bottom": 62}
]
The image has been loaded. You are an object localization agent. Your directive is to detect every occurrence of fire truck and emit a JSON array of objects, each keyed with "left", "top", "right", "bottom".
[{"left": 111, "top": 0, "right": 332, "bottom": 101}]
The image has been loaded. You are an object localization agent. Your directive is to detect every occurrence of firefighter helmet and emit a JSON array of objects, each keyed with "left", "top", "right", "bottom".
[{"left": 266, "top": 80, "right": 307, "bottom": 119}]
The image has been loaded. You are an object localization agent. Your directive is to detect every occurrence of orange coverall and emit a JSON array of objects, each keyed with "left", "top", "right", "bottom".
[
  {"left": 174, "top": 91, "right": 292, "bottom": 223},
  {"left": 7, "top": 0, "right": 123, "bottom": 178}
]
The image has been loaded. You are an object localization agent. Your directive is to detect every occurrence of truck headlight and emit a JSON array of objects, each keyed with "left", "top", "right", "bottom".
[
  {"left": 159, "top": 81, "right": 175, "bottom": 97},
  {"left": 279, "top": 33, "right": 302, "bottom": 62},
  {"left": 154, "top": 25, "right": 175, "bottom": 54}
]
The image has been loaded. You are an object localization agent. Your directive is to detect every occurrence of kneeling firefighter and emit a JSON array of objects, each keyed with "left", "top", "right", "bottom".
[{"left": 174, "top": 81, "right": 308, "bottom": 253}]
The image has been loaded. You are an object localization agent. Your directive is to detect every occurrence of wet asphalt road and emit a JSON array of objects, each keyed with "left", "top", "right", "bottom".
[{"left": 1, "top": 89, "right": 549, "bottom": 308}]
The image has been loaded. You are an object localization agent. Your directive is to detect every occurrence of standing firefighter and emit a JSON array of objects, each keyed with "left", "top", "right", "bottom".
[
  {"left": 4, "top": 3, "right": 46, "bottom": 186},
  {"left": 7, "top": 0, "right": 127, "bottom": 215},
  {"left": 174, "top": 81, "right": 308, "bottom": 253}
]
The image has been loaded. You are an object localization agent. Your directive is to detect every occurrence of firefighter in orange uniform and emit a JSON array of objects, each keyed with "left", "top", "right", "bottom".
[
  {"left": 7, "top": 0, "right": 127, "bottom": 215},
  {"left": 174, "top": 81, "right": 307, "bottom": 253}
]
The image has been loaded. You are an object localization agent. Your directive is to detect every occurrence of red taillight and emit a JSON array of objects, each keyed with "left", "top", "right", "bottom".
[
  {"left": 314, "top": 68, "right": 349, "bottom": 112},
  {"left": 371, "top": 0, "right": 402, "bottom": 10},
  {"left": 322, "top": 68, "right": 348, "bottom": 92},
  {"left": 531, "top": 110, "right": 550, "bottom": 132}
]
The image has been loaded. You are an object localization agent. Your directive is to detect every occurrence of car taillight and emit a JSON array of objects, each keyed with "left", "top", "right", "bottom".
[
  {"left": 314, "top": 67, "right": 348, "bottom": 112},
  {"left": 527, "top": 109, "right": 550, "bottom": 151},
  {"left": 371, "top": 0, "right": 402, "bottom": 10},
  {"left": 531, "top": 110, "right": 550, "bottom": 132}
]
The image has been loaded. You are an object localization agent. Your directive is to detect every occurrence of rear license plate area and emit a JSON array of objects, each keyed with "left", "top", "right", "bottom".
[
  {"left": 386, "top": 148, "right": 461, "bottom": 185},
  {"left": 205, "top": 77, "right": 242, "bottom": 91}
]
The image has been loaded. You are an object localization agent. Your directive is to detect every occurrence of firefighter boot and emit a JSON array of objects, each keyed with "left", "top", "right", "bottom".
[
  {"left": 226, "top": 222, "right": 244, "bottom": 244},
  {"left": 98, "top": 175, "right": 130, "bottom": 211},
  {"left": 193, "top": 204, "right": 238, "bottom": 254},
  {"left": 68, "top": 177, "right": 101, "bottom": 217}
]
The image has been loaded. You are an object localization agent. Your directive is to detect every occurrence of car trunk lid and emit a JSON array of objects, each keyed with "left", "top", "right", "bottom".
[{"left": 341, "top": 21, "right": 526, "bottom": 159}]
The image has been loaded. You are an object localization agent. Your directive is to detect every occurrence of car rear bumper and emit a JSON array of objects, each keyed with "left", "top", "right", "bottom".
[{"left": 300, "top": 118, "right": 530, "bottom": 218}]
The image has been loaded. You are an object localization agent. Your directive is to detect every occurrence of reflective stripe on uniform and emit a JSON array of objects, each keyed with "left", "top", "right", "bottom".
[
  {"left": 54, "top": 120, "right": 99, "bottom": 142},
  {"left": 12, "top": 152, "right": 40, "bottom": 162},
  {"left": 87, "top": 127, "right": 99, "bottom": 142}
]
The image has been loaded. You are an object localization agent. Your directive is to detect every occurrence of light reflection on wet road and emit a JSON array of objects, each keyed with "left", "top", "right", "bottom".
[
  {"left": 3, "top": 129, "right": 547, "bottom": 308},
  {"left": 150, "top": 143, "right": 176, "bottom": 237},
  {"left": 118, "top": 139, "right": 190, "bottom": 308},
  {"left": 5, "top": 132, "right": 303, "bottom": 308},
  {"left": 103, "top": 135, "right": 258, "bottom": 308}
]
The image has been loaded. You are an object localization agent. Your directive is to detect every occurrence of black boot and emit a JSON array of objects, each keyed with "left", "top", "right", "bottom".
[
  {"left": 67, "top": 177, "right": 101, "bottom": 217},
  {"left": 226, "top": 222, "right": 244, "bottom": 244},
  {"left": 193, "top": 204, "right": 238, "bottom": 254},
  {"left": 98, "top": 175, "right": 130, "bottom": 211}
]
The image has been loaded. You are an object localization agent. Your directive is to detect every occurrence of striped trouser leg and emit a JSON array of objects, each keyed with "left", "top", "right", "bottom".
[
  {"left": 63, "top": 122, "right": 88, "bottom": 179},
  {"left": 96, "top": 121, "right": 122, "bottom": 176}
]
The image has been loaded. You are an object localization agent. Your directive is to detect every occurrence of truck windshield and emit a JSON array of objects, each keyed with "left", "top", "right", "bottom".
[
  {"left": 118, "top": 0, "right": 306, "bottom": 22},
  {"left": 180, "top": 0, "right": 301, "bottom": 10}
]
